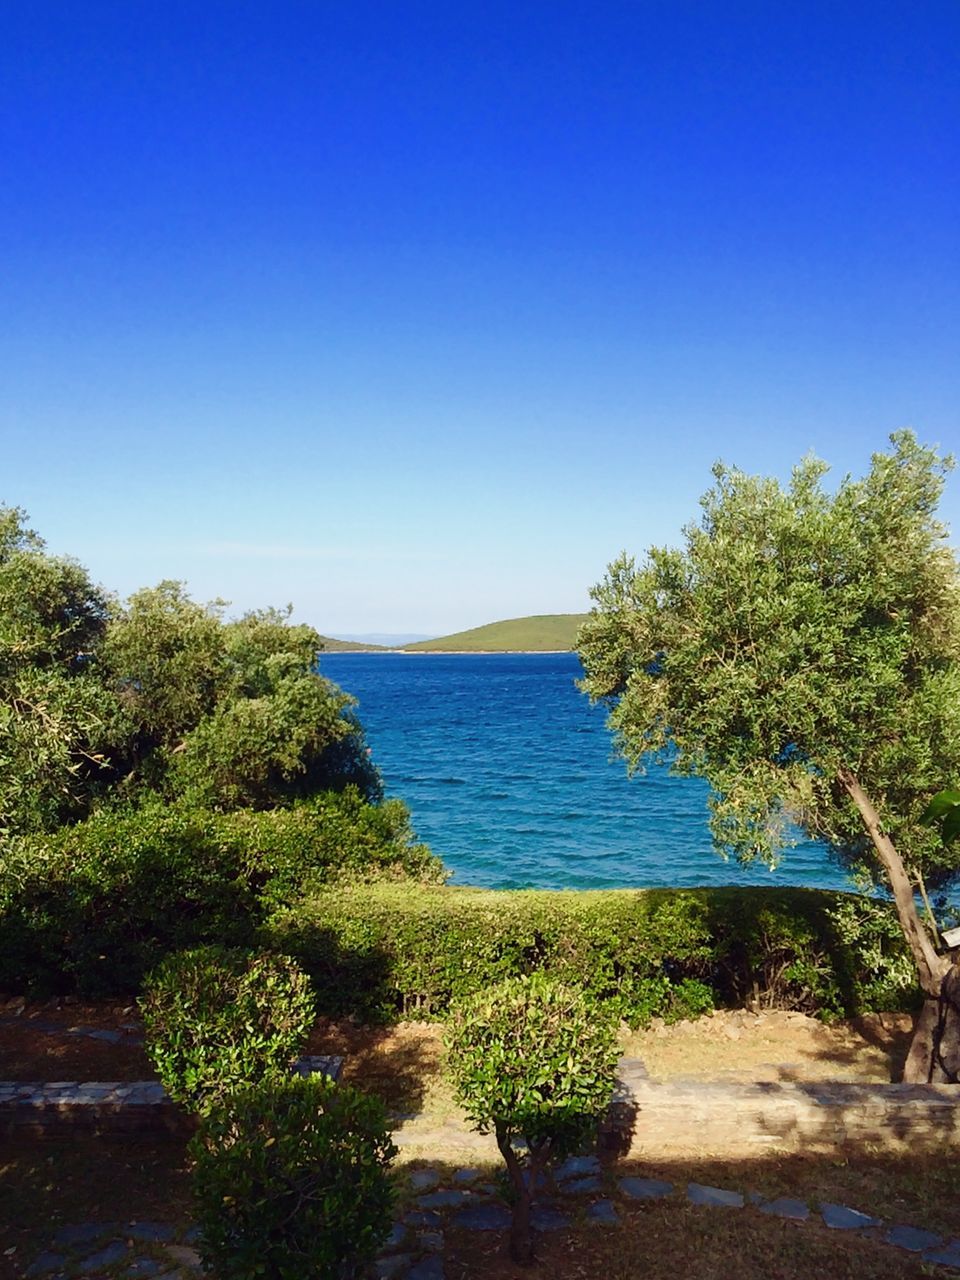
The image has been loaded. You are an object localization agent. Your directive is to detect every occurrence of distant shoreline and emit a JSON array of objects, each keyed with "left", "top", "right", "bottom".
[{"left": 327, "top": 648, "right": 575, "bottom": 655}]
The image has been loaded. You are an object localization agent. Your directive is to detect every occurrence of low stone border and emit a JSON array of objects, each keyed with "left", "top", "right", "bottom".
[
  {"left": 8, "top": 1055, "right": 959, "bottom": 1154},
  {"left": 609, "top": 1057, "right": 960, "bottom": 1155},
  {"left": 0, "top": 1058, "right": 343, "bottom": 1137}
]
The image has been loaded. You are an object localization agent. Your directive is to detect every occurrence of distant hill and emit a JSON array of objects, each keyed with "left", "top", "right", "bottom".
[
  {"left": 330, "top": 632, "right": 435, "bottom": 647},
  {"left": 401, "top": 614, "right": 589, "bottom": 653},
  {"left": 317, "top": 635, "right": 388, "bottom": 652}
]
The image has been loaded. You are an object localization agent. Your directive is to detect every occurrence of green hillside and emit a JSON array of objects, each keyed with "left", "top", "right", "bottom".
[
  {"left": 317, "top": 635, "right": 388, "bottom": 652},
  {"left": 401, "top": 614, "right": 588, "bottom": 652}
]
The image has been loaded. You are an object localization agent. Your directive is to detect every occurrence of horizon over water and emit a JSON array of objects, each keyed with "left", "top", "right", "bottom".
[{"left": 319, "top": 651, "right": 852, "bottom": 892}]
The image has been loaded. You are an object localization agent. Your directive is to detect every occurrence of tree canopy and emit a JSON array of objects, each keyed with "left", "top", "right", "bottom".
[
  {"left": 577, "top": 432, "right": 960, "bottom": 1078},
  {"left": 0, "top": 507, "right": 378, "bottom": 839}
]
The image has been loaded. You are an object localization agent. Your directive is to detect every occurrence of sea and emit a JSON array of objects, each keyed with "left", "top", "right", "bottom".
[{"left": 318, "top": 651, "right": 852, "bottom": 893}]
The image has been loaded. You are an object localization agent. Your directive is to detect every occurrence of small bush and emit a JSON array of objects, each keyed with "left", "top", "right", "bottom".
[
  {"left": 191, "top": 1074, "right": 396, "bottom": 1280},
  {"left": 445, "top": 973, "right": 619, "bottom": 1264},
  {"left": 140, "top": 947, "right": 315, "bottom": 1112}
]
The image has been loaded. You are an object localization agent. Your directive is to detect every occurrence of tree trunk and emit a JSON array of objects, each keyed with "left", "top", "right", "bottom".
[
  {"left": 496, "top": 1125, "right": 536, "bottom": 1266},
  {"left": 903, "top": 967, "right": 960, "bottom": 1083},
  {"left": 837, "top": 768, "right": 953, "bottom": 1084}
]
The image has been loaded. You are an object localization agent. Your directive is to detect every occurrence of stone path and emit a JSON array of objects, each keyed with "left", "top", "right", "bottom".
[{"left": 16, "top": 1154, "right": 960, "bottom": 1279}]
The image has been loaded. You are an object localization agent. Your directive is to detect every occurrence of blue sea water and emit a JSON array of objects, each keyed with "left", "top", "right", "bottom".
[{"left": 318, "top": 651, "right": 852, "bottom": 892}]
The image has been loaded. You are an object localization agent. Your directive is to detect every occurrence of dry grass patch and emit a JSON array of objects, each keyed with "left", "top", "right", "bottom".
[{"left": 444, "top": 1197, "right": 950, "bottom": 1280}]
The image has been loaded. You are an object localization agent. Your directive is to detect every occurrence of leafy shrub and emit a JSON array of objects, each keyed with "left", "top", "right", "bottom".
[
  {"left": 191, "top": 1074, "right": 396, "bottom": 1280},
  {"left": 266, "top": 881, "right": 921, "bottom": 1024},
  {"left": 140, "top": 947, "right": 315, "bottom": 1112},
  {"left": 445, "top": 973, "right": 619, "bottom": 1264},
  {"left": 0, "top": 790, "right": 441, "bottom": 996}
]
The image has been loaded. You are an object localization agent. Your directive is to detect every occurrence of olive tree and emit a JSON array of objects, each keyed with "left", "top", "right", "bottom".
[
  {"left": 0, "top": 507, "right": 117, "bottom": 834},
  {"left": 0, "top": 506, "right": 380, "bottom": 839},
  {"left": 577, "top": 432, "right": 960, "bottom": 1082}
]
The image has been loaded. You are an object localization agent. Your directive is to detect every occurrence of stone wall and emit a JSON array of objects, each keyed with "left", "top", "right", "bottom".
[
  {"left": 606, "top": 1057, "right": 960, "bottom": 1157},
  {"left": 0, "top": 1056, "right": 343, "bottom": 1138}
]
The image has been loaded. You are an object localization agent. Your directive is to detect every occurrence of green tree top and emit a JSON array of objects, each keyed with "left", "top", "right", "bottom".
[
  {"left": 577, "top": 432, "right": 960, "bottom": 1078},
  {"left": 579, "top": 431, "right": 960, "bottom": 884},
  {"left": 0, "top": 507, "right": 379, "bottom": 837}
]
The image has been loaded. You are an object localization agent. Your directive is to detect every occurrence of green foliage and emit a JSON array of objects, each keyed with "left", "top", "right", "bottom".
[
  {"left": 265, "top": 881, "right": 919, "bottom": 1024},
  {"left": 925, "top": 789, "right": 960, "bottom": 845},
  {"left": 140, "top": 946, "right": 315, "bottom": 1112},
  {"left": 0, "top": 506, "right": 386, "bottom": 841},
  {"left": 0, "top": 507, "right": 116, "bottom": 834},
  {"left": 101, "top": 585, "right": 380, "bottom": 810},
  {"left": 0, "top": 791, "right": 442, "bottom": 995},
  {"left": 445, "top": 972, "right": 619, "bottom": 1155},
  {"left": 191, "top": 1074, "right": 396, "bottom": 1280},
  {"left": 101, "top": 581, "right": 228, "bottom": 750},
  {"left": 577, "top": 432, "right": 960, "bottom": 890}
]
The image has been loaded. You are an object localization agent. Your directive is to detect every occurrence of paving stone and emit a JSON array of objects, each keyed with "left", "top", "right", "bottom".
[
  {"left": 586, "top": 1200, "right": 619, "bottom": 1225},
  {"left": 24, "top": 1252, "right": 66, "bottom": 1277},
  {"left": 451, "top": 1204, "right": 511, "bottom": 1230},
  {"left": 408, "top": 1168, "right": 441, "bottom": 1192},
  {"left": 759, "top": 1197, "right": 809, "bottom": 1221},
  {"left": 407, "top": 1257, "right": 444, "bottom": 1280},
  {"left": 747, "top": 1192, "right": 766, "bottom": 1207},
  {"left": 164, "top": 1245, "right": 202, "bottom": 1269},
  {"left": 819, "top": 1203, "right": 882, "bottom": 1231},
  {"left": 924, "top": 1240, "right": 960, "bottom": 1269},
  {"left": 687, "top": 1183, "right": 744, "bottom": 1209},
  {"left": 292, "top": 1054, "right": 343, "bottom": 1081},
  {"left": 451, "top": 1167, "right": 482, "bottom": 1184},
  {"left": 124, "top": 1260, "right": 164, "bottom": 1277},
  {"left": 77, "top": 1242, "right": 131, "bottom": 1273},
  {"left": 619, "top": 1176, "right": 673, "bottom": 1201},
  {"left": 417, "top": 1189, "right": 469, "bottom": 1209},
  {"left": 554, "top": 1155, "right": 601, "bottom": 1182},
  {"left": 885, "top": 1224, "right": 943, "bottom": 1253},
  {"left": 419, "top": 1231, "right": 444, "bottom": 1252},
  {"left": 382, "top": 1222, "right": 407, "bottom": 1250},
  {"left": 531, "top": 1205, "right": 570, "bottom": 1232},
  {"left": 405, "top": 1211, "right": 443, "bottom": 1230},
  {"left": 376, "top": 1255, "right": 414, "bottom": 1280},
  {"left": 125, "top": 1223, "right": 176, "bottom": 1244},
  {"left": 563, "top": 1175, "right": 602, "bottom": 1195},
  {"left": 51, "top": 1223, "right": 113, "bottom": 1248}
]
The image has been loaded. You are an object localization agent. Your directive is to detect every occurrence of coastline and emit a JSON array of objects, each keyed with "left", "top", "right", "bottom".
[{"left": 332, "top": 648, "right": 575, "bottom": 655}]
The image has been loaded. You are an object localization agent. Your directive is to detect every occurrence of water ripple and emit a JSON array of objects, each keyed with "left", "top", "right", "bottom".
[{"left": 319, "top": 652, "right": 851, "bottom": 893}]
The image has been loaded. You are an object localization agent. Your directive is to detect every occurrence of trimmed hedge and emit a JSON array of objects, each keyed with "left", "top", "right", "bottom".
[
  {"left": 263, "top": 881, "right": 920, "bottom": 1025},
  {"left": 0, "top": 789, "right": 442, "bottom": 996}
]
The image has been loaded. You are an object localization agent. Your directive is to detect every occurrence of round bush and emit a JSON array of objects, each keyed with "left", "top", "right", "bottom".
[
  {"left": 445, "top": 971, "right": 620, "bottom": 1156},
  {"left": 140, "top": 946, "right": 315, "bottom": 1112},
  {"left": 191, "top": 1074, "right": 396, "bottom": 1280}
]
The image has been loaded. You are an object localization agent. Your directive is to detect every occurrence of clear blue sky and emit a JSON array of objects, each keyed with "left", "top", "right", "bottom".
[{"left": 2, "top": 2, "right": 957, "bottom": 635}]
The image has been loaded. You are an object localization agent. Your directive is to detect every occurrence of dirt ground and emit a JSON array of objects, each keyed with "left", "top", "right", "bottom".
[
  {"left": 0, "top": 998, "right": 915, "bottom": 1094},
  {"left": 1, "top": 1000, "right": 955, "bottom": 1280}
]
